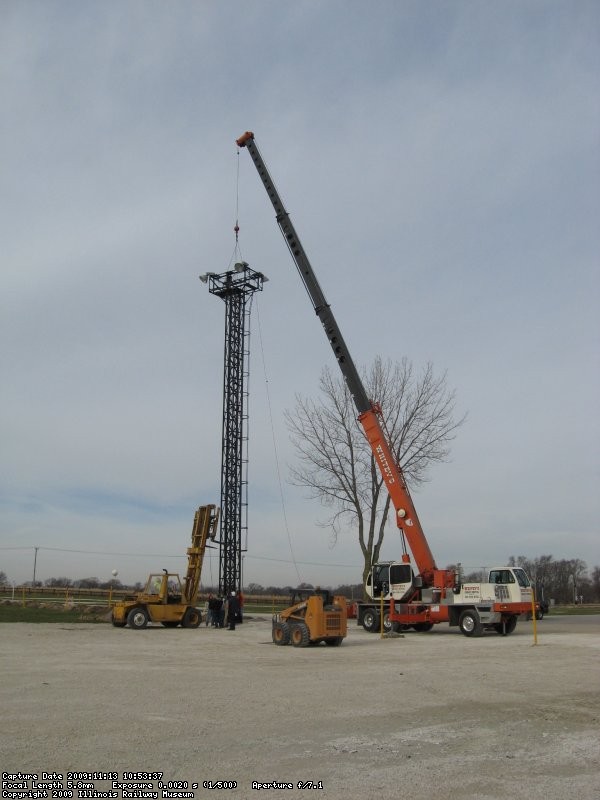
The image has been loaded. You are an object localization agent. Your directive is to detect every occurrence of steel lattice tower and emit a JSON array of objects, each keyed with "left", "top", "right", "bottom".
[{"left": 202, "top": 263, "right": 265, "bottom": 597}]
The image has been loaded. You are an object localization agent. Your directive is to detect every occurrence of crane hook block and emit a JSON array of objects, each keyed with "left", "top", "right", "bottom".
[{"left": 236, "top": 131, "right": 255, "bottom": 148}]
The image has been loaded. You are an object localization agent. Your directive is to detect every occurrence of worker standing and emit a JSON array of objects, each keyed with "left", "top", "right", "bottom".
[
  {"left": 227, "top": 591, "right": 239, "bottom": 630},
  {"left": 216, "top": 595, "right": 225, "bottom": 627},
  {"left": 205, "top": 593, "right": 214, "bottom": 627}
]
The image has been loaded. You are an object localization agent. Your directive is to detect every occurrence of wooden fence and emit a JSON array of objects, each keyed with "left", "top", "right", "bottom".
[{"left": 0, "top": 585, "right": 290, "bottom": 606}]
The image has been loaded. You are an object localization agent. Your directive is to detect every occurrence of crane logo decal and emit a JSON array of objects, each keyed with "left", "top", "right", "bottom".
[
  {"left": 495, "top": 585, "right": 510, "bottom": 601},
  {"left": 375, "top": 444, "right": 396, "bottom": 486}
]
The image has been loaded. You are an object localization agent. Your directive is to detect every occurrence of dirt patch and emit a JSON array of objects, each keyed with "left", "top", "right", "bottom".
[{"left": 1, "top": 617, "right": 598, "bottom": 800}]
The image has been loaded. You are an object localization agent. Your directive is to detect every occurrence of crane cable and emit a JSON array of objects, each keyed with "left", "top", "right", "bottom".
[
  {"left": 234, "top": 145, "right": 302, "bottom": 586},
  {"left": 228, "top": 146, "right": 247, "bottom": 270},
  {"left": 255, "top": 298, "right": 303, "bottom": 586}
]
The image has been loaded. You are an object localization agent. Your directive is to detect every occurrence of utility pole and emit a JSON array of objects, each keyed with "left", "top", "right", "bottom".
[{"left": 32, "top": 546, "right": 39, "bottom": 587}]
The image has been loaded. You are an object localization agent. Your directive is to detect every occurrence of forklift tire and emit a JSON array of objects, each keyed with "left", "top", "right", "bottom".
[
  {"left": 290, "top": 622, "right": 310, "bottom": 648},
  {"left": 111, "top": 616, "right": 126, "bottom": 628},
  {"left": 458, "top": 609, "right": 483, "bottom": 637},
  {"left": 325, "top": 637, "right": 344, "bottom": 646},
  {"left": 272, "top": 621, "right": 291, "bottom": 645},
  {"left": 181, "top": 608, "right": 202, "bottom": 628},
  {"left": 361, "top": 609, "right": 380, "bottom": 633},
  {"left": 127, "top": 607, "right": 149, "bottom": 629}
]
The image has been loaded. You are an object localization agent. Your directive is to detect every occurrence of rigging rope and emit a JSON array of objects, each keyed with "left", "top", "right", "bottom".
[
  {"left": 227, "top": 146, "right": 244, "bottom": 268},
  {"left": 231, "top": 145, "right": 302, "bottom": 585},
  {"left": 255, "top": 296, "right": 303, "bottom": 586},
  {"left": 234, "top": 147, "right": 240, "bottom": 246}
]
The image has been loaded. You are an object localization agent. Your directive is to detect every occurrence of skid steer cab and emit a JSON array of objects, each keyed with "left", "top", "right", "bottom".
[
  {"left": 272, "top": 589, "right": 347, "bottom": 647},
  {"left": 111, "top": 571, "right": 202, "bottom": 629}
]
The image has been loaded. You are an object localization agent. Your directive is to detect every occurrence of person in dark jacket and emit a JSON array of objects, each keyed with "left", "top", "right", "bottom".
[
  {"left": 227, "top": 591, "right": 239, "bottom": 630},
  {"left": 207, "top": 594, "right": 219, "bottom": 627},
  {"left": 217, "top": 596, "right": 225, "bottom": 627}
]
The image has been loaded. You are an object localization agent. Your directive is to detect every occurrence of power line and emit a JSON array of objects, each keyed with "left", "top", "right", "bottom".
[{"left": 0, "top": 544, "right": 360, "bottom": 570}]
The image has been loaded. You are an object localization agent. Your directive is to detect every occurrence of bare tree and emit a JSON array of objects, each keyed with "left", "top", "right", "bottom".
[
  {"left": 285, "top": 356, "right": 466, "bottom": 586},
  {"left": 591, "top": 567, "right": 600, "bottom": 603},
  {"left": 508, "top": 555, "right": 590, "bottom": 604},
  {"left": 508, "top": 555, "right": 555, "bottom": 597},
  {"left": 44, "top": 577, "right": 73, "bottom": 588}
]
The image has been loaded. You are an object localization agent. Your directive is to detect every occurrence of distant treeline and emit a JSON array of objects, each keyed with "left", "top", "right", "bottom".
[{"left": 1, "top": 554, "right": 598, "bottom": 604}]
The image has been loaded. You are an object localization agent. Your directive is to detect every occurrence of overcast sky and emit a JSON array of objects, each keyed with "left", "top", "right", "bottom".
[{"left": 1, "top": 1, "right": 599, "bottom": 589}]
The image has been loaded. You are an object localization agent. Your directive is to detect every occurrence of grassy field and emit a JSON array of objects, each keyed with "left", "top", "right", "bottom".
[
  {"left": 0, "top": 604, "right": 108, "bottom": 623},
  {"left": 0, "top": 601, "right": 285, "bottom": 623},
  {"left": 544, "top": 604, "right": 600, "bottom": 616}
]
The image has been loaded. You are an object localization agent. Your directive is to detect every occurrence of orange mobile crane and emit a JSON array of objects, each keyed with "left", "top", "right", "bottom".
[{"left": 237, "top": 132, "right": 533, "bottom": 637}]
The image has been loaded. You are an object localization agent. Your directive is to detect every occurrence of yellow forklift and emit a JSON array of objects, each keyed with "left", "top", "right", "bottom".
[
  {"left": 272, "top": 588, "right": 347, "bottom": 647},
  {"left": 111, "top": 504, "right": 219, "bottom": 629}
]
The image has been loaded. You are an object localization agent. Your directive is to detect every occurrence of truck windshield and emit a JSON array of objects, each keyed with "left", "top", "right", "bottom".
[
  {"left": 489, "top": 570, "right": 514, "bottom": 584},
  {"left": 390, "top": 564, "right": 412, "bottom": 584},
  {"left": 513, "top": 568, "right": 531, "bottom": 588}
]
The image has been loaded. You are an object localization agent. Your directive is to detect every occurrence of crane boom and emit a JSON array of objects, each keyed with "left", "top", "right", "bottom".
[{"left": 236, "top": 131, "right": 441, "bottom": 585}]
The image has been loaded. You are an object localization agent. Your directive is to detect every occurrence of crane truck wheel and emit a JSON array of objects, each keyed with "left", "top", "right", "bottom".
[
  {"left": 383, "top": 615, "right": 404, "bottom": 634},
  {"left": 413, "top": 622, "right": 434, "bottom": 632},
  {"left": 382, "top": 612, "right": 395, "bottom": 632},
  {"left": 181, "top": 607, "right": 202, "bottom": 628},
  {"left": 272, "top": 621, "right": 291, "bottom": 645},
  {"left": 458, "top": 609, "right": 483, "bottom": 637},
  {"left": 127, "top": 607, "right": 149, "bottom": 629},
  {"left": 361, "top": 609, "right": 380, "bottom": 633},
  {"left": 493, "top": 616, "right": 517, "bottom": 636},
  {"left": 290, "top": 622, "right": 310, "bottom": 648}
]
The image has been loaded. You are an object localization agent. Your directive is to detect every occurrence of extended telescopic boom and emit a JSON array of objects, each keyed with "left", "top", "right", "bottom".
[{"left": 237, "top": 131, "right": 443, "bottom": 586}]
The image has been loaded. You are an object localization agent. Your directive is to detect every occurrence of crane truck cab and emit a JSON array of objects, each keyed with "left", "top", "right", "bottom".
[{"left": 365, "top": 561, "right": 415, "bottom": 602}]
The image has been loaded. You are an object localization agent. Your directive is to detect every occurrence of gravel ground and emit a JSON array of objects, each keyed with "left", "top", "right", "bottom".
[{"left": 1, "top": 615, "right": 599, "bottom": 800}]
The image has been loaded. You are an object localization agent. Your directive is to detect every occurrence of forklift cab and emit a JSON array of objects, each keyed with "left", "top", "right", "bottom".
[{"left": 143, "top": 573, "right": 183, "bottom": 603}]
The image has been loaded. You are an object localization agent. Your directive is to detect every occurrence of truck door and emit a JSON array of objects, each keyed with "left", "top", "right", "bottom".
[
  {"left": 370, "top": 564, "right": 390, "bottom": 598},
  {"left": 389, "top": 562, "right": 414, "bottom": 601}
]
